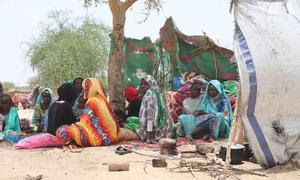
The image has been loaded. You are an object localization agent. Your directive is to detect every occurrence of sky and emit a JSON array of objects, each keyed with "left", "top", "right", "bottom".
[{"left": 0, "top": 0, "right": 234, "bottom": 86}]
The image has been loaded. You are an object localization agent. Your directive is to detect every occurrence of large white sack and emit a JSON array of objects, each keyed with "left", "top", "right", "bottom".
[
  {"left": 287, "top": 0, "right": 300, "bottom": 18},
  {"left": 234, "top": 0, "right": 300, "bottom": 167}
]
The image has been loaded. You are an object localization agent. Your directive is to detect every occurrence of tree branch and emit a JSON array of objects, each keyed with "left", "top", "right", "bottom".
[{"left": 124, "top": 0, "right": 137, "bottom": 10}]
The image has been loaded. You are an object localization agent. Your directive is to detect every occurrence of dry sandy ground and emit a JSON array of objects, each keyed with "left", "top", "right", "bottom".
[
  {"left": 0, "top": 110, "right": 298, "bottom": 179},
  {"left": 0, "top": 141, "right": 300, "bottom": 180}
]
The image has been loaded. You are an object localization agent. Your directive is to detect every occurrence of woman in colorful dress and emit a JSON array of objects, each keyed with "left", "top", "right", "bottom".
[
  {"left": 56, "top": 78, "right": 119, "bottom": 147},
  {"left": 178, "top": 80, "right": 233, "bottom": 142}
]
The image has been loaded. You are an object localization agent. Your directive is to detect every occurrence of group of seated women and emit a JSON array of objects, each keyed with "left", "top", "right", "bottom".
[
  {"left": 0, "top": 77, "right": 85, "bottom": 141},
  {"left": 0, "top": 75, "right": 235, "bottom": 147}
]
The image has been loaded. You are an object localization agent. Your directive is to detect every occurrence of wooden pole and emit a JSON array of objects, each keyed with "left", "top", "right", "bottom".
[{"left": 225, "top": 84, "right": 241, "bottom": 172}]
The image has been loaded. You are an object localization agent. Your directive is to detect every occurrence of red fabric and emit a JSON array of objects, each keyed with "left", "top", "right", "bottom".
[
  {"left": 124, "top": 86, "right": 139, "bottom": 102},
  {"left": 11, "top": 93, "right": 31, "bottom": 106},
  {"left": 165, "top": 91, "right": 188, "bottom": 123},
  {"left": 192, "top": 80, "right": 206, "bottom": 90}
]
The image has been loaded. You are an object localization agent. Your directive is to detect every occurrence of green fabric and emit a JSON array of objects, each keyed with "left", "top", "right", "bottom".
[
  {"left": 124, "top": 116, "right": 140, "bottom": 132},
  {"left": 222, "top": 80, "right": 239, "bottom": 96},
  {"left": 32, "top": 105, "right": 47, "bottom": 126},
  {"left": 110, "top": 35, "right": 162, "bottom": 88},
  {"left": 149, "top": 88, "right": 166, "bottom": 129},
  {"left": 110, "top": 18, "right": 237, "bottom": 92},
  {"left": 158, "top": 17, "right": 237, "bottom": 81},
  {"left": 67, "top": 80, "right": 73, "bottom": 84},
  {"left": 1, "top": 107, "right": 21, "bottom": 139}
]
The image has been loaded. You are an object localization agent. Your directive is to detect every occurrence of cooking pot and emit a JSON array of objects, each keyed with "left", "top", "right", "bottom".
[{"left": 219, "top": 144, "right": 245, "bottom": 164}]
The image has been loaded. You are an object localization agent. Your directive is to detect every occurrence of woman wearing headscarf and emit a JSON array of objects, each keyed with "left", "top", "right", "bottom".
[
  {"left": 73, "top": 77, "right": 84, "bottom": 97},
  {"left": 122, "top": 86, "right": 142, "bottom": 132},
  {"left": 32, "top": 88, "right": 55, "bottom": 132},
  {"left": 56, "top": 78, "right": 119, "bottom": 147},
  {"left": 178, "top": 80, "right": 233, "bottom": 142},
  {"left": 137, "top": 75, "right": 174, "bottom": 144},
  {"left": 124, "top": 86, "right": 142, "bottom": 118},
  {"left": 71, "top": 77, "right": 86, "bottom": 121},
  {"left": 181, "top": 78, "right": 207, "bottom": 115},
  {"left": 47, "top": 83, "right": 77, "bottom": 135},
  {"left": 176, "top": 78, "right": 207, "bottom": 137},
  {"left": 0, "top": 94, "right": 21, "bottom": 140}
]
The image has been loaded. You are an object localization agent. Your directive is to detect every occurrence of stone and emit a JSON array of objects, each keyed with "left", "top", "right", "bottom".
[
  {"left": 206, "top": 153, "right": 217, "bottom": 161},
  {"left": 108, "top": 163, "right": 129, "bottom": 171},
  {"left": 196, "top": 143, "right": 215, "bottom": 155},
  {"left": 178, "top": 145, "right": 197, "bottom": 153},
  {"left": 152, "top": 159, "right": 168, "bottom": 167},
  {"left": 159, "top": 138, "right": 177, "bottom": 149},
  {"left": 180, "top": 153, "right": 199, "bottom": 158},
  {"left": 160, "top": 148, "right": 178, "bottom": 156}
]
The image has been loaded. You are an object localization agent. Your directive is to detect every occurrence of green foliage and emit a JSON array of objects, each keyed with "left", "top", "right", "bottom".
[
  {"left": 27, "top": 76, "right": 41, "bottom": 89},
  {"left": 26, "top": 11, "right": 111, "bottom": 88},
  {"left": 2, "top": 82, "right": 17, "bottom": 91}
]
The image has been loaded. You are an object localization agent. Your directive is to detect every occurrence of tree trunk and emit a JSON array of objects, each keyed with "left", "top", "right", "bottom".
[
  {"left": 107, "top": 0, "right": 137, "bottom": 111},
  {"left": 108, "top": 0, "right": 127, "bottom": 112}
]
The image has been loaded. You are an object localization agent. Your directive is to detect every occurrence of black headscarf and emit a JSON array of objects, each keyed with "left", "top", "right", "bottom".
[{"left": 57, "top": 83, "right": 77, "bottom": 104}]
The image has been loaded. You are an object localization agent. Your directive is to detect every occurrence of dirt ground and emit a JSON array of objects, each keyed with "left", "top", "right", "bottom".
[
  {"left": 0, "top": 141, "right": 300, "bottom": 180},
  {"left": 0, "top": 110, "right": 299, "bottom": 180}
]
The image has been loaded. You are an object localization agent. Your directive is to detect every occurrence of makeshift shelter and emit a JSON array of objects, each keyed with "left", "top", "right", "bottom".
[
  {"left": 234, "top": 0, "right": 300, "bottom": 167},
  {"left": 158, "top": 17, "right": 237, "bottom": 81},
  {"left": 111, "top": 18, "right": 238, "bottom": 91}
]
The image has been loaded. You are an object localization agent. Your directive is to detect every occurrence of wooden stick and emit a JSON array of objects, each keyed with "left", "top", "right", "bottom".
[
  {"left": 189, "top": 165, "right": 196, "bottom": 177},
  {"left": 234, "top": 113, "right": 244, "bottom": 144},
  {"left": 123, "top": 146, "right": 181, "bottom": 160},
  {"left": 143, "top": 162, "right": 148, "bottom": 174},
  {"left": 225, "top": 84, "right": 241, "bottom": 172},
  {"left": 230, "top": 167, "right": 267, "bottom": 177}
]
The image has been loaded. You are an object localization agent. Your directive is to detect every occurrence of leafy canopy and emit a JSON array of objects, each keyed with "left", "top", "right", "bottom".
[
  {"left": 26, "top": 11, "right": 111, "bottom": 88},
  {"left": 2, "top": 82, "right": 16, "bottom": 91}
]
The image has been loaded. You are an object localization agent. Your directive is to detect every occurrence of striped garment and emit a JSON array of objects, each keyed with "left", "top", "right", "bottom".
[{"left": 56, "top": 78, "right": 119, "bottom": 146}]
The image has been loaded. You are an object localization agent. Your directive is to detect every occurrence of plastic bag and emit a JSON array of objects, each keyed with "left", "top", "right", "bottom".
[{"left": 15, "top": 133, "right": 63, "bottom": 149}]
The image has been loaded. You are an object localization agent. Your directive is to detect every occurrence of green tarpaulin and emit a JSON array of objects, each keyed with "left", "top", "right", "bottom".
[{"left": 109, "top": 17, "right": 238, "bottom": 91}]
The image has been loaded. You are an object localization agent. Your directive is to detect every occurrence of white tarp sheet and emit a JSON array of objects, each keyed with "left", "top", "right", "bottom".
[
  {"left": 234, "top": 0, "right": 300, "bottom": 167},
  {"left": 287, "top": 0, "right": 300, "bottom": 18}
]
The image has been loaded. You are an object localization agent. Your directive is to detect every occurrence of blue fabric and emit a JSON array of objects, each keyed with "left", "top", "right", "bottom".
[
  {"left": 172, "top": 75, "right": 184, "bottom": 91},
  {"left": 1, "top": 107, "right": 21, "bottom": 139},
  {"left": 178, "top": 114, "right": 208, "bottom": 135},
  {"left": 200, "top": 80, "right": 233, "bottom": 128},
  {"left": 178, "top": 80, "right": 233, "bottom": 139},
  {"left": 235, "top": 23, "right": 275, "bottom": 166}
]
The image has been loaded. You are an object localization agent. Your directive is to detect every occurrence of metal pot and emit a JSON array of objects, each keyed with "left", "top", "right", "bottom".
[
  {"left": 244, "top": 142, "right": 253, "bottom": 160},
  {"left": 219, "top": 144, "right": 245, "bottom": 164}
]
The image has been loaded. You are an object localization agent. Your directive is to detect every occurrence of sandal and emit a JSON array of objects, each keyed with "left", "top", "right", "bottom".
[{"left": 115, "top": 146, "right": 131, "bottom": 155}]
